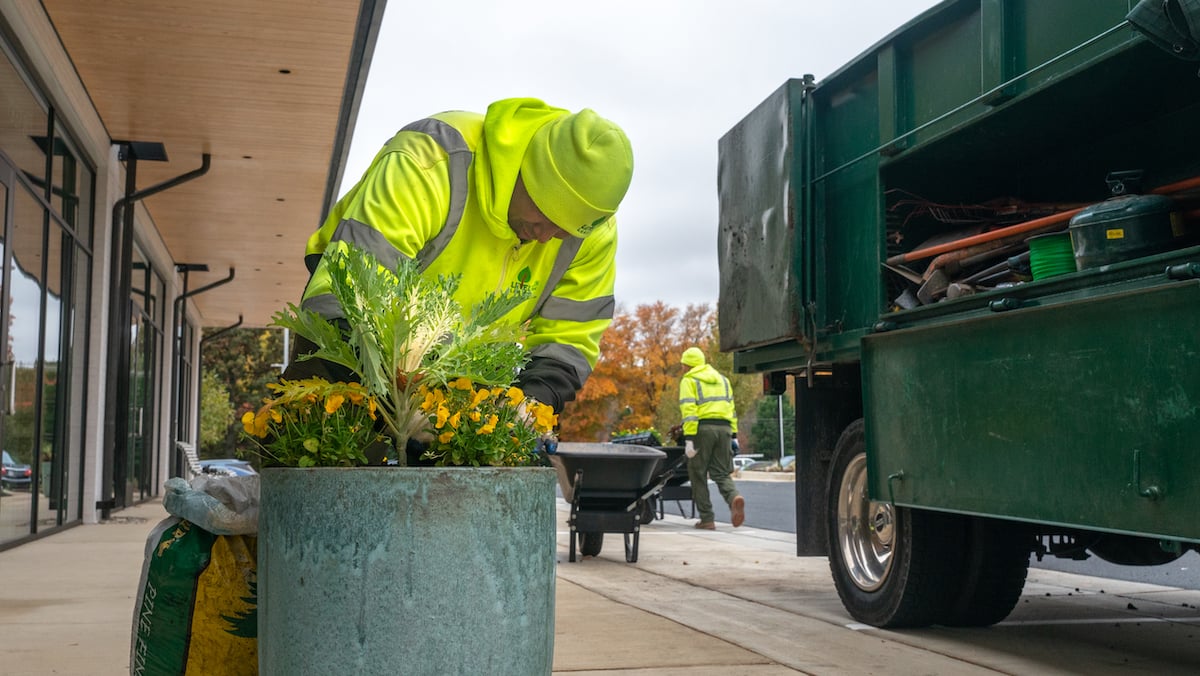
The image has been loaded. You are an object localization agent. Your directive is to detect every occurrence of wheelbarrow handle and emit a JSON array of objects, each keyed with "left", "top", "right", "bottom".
[
  {"left": 664, "top": 455, "right": 688, "bottom": 474},
  {"left": 623, "top": 453, "right": 689, "bottom": 512}
]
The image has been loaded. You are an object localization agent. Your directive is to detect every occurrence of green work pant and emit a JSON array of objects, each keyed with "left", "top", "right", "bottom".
[{"left": 687, "top": 424, "right": 739, "bottom": 523}]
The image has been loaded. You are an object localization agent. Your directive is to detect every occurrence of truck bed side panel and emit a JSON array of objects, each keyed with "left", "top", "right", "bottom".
[{"left": 863, "top": 279, "right": 1200, "bottom": 543}]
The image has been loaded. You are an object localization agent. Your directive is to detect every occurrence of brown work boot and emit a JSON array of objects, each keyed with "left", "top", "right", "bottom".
[
  {"left": 731, "top": 495, "right": 745, "bottom": 527},
  {"left": 694, "top": 521, "right": 716, "bottom": 530}
]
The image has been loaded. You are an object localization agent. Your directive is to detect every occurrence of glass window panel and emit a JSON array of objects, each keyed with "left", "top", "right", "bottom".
[
  {"left": 130, "top": 244, "right": 148, "bottom": 316},
  {"left": 51, "top": 127, "right": 93, "bottom": 245},
  {"left": 0, "top": 181, "right": 20, "bottom": 544},
  {"left": 0, "top": 39, "right": 93, "bottom": 532},
  {"left": 152, "top": 268, "right": 165, "bottom": 330},
  {"left": 38, "top": 221, "right": 63, "bottom": 527},
  {"left": 125, "top": 243, "right": 164, "bottom": 502},
  {"left": 0, "top": 184, "right": 46, "bottom": 544},
  {"left": 177, "top": 321, "right": 193, "bottom": 445},
  {"left": 0, "top": 50, "right": 49, "bottom": 192},
  {"left": 63, "top": 246, "right": 90, "bottom": 522},
  {"left": 145, "top": 316, "right": 160, "bottom": 499},
  {"left": 127, "top": 312, "right": 149, "bottom": 502}
]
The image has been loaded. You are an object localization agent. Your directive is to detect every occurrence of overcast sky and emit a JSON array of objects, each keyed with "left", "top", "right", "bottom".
[{"left": 340, "top": 1, "right": 942, "bottom": 311}]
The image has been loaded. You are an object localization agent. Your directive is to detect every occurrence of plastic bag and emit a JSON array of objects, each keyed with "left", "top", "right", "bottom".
[
  {"left": 131, "top": 474, "right": 259, "bottom": 675},
  {"left": 163, "top": 474, "right": 259, "bottom": 535}
]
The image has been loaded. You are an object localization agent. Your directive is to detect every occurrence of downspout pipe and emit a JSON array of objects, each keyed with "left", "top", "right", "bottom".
[
  {"left": 99, "top": 152, "right": 211, "bottom": 518},
  {"left": 170, "top": 268, "right": 235, "bottom": 477}
]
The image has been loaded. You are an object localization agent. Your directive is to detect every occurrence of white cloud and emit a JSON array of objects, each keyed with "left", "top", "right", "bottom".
[{"left": 343, "top": 1, "right": 941, "bottom": 308}]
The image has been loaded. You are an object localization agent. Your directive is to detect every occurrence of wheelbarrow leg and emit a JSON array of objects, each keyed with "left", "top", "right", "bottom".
[
  {"left": 568, "top": 468, "right": 583, "bottom": 562},
  {"left": 624, "top": 518, "right": 643, "bottom": 566}
]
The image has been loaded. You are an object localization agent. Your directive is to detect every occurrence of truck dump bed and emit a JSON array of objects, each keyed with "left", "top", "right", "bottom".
[
  {"left": 718, "top": 0, "right": 1200, "bottom": 542},
  {"left": 718, "top": 0, "right": 1200, "bottom": 371}
]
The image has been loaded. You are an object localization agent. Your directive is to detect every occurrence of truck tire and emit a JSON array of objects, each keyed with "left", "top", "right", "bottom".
[
  {"left": 940, "top": 516, "right": 1031, "bottom": 627},
  {"left": 826, "top": 419, "right": 959, "bottom": 628}
]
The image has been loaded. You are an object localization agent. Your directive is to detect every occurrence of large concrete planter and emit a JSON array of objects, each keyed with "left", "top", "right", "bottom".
[{"left": 258, "top": 466, "right": 557, "bottom": 675}]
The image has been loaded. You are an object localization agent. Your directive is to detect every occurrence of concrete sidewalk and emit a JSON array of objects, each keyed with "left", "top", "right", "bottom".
[
  {"left": 3, "top": 487, "right": 1200, "bottom": 675},
  {"left": 0, "top": 493, "right": 782, "bottom": 675}
]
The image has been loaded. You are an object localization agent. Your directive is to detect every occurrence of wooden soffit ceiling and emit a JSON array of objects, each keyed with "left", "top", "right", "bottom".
[{"left": 41, "top": 0, "right": 382, "bottom": 328}]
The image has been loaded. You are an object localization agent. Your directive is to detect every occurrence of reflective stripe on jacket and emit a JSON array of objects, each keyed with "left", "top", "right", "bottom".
[
  {"left": 300, "top": 105, "right": 617, "bottom": 386},
  {"left": 678, "top": 364, "right": 738, "bottom": 437}
]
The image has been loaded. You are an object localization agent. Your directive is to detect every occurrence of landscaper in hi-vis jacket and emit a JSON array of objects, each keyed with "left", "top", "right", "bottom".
[
  {"left": 286, "top": 97, "right": 634, "bottom": 428},
  {"left": 678, "top": 346, "right": 745, "bottom": 529}
]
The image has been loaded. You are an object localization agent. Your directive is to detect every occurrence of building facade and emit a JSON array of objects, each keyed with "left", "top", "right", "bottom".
[{"left": 0, "top": 1, "right": 383, "bottom": 549}]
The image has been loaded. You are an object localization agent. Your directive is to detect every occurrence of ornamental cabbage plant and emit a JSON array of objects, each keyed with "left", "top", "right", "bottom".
[{"left": 251, "top": 243, "right": 551, "bottom": 467}]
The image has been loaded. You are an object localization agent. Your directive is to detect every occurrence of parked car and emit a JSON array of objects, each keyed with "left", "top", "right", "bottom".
[
  {"left": 1, "top": 450, "right": 33, "bottom": 489},
  {"left": 199, "top": 458, "right": 257, "bottom": 477},
  {"left": 732, "top": 454, "right": 763, "bottom": 471},
  {"left": 742, "top": 456, "right": 796, "bottom": 472},
  {"left": 742, "top": 459, "right": 778, "bottom": 472}
]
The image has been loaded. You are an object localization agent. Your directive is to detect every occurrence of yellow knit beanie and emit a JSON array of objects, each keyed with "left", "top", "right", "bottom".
[
  {"left": 520, "top": 109, "right": 633, "bottom": 237},
  {"left": 681, "top": 347, "right": 706, "bottom": 367}
]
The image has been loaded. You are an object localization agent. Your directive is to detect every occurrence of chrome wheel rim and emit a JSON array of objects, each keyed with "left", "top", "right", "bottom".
[{"left": 836, "top": 452, "right": 894, "bottom": 592}]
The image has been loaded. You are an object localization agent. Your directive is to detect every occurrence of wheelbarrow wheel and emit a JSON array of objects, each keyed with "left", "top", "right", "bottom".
[
  {"left": 639, "top": 496, "right": 657, "bottom": 524},
  {"left": 579, "top": 531, "right": 603, "bottom": 557}
]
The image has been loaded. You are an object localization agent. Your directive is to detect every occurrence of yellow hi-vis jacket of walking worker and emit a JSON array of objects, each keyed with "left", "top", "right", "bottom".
[
  {"left": 301, "top": 98, "right": 634, "bottom": 411},
  {"left": 678, "top": 347, "right": 738, "bottom": 437}
]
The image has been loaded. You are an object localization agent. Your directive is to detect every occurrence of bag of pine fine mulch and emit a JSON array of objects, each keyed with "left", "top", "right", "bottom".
[{"left": 130, "top": 476, "right": 258, "bottom": 675}]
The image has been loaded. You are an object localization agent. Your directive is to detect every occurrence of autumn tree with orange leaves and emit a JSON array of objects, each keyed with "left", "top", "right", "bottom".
[{"left": 559, "top": 302, "right": 728, "bottom": 442}]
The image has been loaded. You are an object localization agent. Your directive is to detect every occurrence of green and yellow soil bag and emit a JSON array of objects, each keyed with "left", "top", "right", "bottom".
[{"left": 130, "top": 517, "right": 257, "bottom": 675}]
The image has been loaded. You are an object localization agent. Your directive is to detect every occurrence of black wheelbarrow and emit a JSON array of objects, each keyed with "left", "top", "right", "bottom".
[
  {"left": 548, "top": 442, "right": 678, "bottom": 562},
  {"left": 610, "top": 437, "right": 695, "bottom": 521},
  {"left": 648, "top": 445, "right": 696, "bottom": 520}
]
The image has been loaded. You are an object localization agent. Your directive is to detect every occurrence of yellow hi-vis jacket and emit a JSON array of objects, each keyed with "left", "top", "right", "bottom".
[
  {"left": 678, "top": 364, "right": 739, "bottom": 438},
  {"left": 301, "top": 99, "right": 617, "bottom": 411}
]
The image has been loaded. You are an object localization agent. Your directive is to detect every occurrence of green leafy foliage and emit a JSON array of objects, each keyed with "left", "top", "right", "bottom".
[
  {"left": 749, "top": 394, "right": 795, "bottom": 460},
  {"left": 201, "top": 328, "right": 288, "bottom": 457},
  {"left": 199, "top": 371, "right": 234, "bottom": 455},
  {"left": 267, "top": 245, "right": 534, "bottom": 463}
]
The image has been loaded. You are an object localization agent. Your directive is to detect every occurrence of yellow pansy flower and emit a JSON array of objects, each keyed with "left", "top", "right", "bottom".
[
  {"left": 241, "top": 411, "right": 258, "bottom": 436},
  {"left": 471, "top": 388, "right": 491, "bottom": 407},
  {"left": 506, "top": 387, "right": 524, "bottom": 407},
  {"left": 480, "top": 414, "right": 499, "bottom": 434},
  {"left": 325, "top": 393, "right": 345, "bottom": 414},
  {"left": 533, "top": 404, "right": 558, "bottom": 433},
  {"left": 421, "top": 390, "right": 437, "bottom": 412}
]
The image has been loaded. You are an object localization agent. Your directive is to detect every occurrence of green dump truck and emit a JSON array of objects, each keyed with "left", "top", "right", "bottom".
[{"left": 717, "top": 0, "right": 1200, "bottom": 628}]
